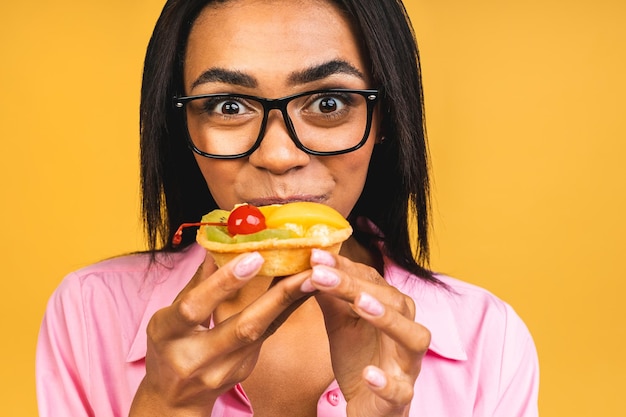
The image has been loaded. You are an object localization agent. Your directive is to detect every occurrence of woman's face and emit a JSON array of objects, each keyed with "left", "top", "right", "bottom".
[{"left": 183, "top": 0, "right": 379, "bottom": 218}]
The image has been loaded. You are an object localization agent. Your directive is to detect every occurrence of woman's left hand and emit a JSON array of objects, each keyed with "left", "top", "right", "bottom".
[{"left": 303, "top": 249, "right": 431, "bottom": 417}]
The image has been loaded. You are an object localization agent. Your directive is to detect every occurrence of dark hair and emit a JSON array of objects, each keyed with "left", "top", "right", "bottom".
[{"left": 140, "top": 0, "right": 438, "bottom": 283}]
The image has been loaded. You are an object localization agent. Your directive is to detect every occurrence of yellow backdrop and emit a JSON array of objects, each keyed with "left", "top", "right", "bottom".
[{"left": 1, "top": 0, "right": 624, "bottom": 415}]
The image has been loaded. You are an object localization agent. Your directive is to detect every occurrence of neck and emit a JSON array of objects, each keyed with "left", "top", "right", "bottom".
[{"left": 339, "top": 236, "right": 384, "bottom": 275}]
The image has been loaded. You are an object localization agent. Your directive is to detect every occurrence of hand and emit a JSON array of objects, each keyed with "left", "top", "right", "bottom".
[
  {"left": 303, "top": 249, "right": 431, "bottom": 417},
  {"left": 129, "top": 252, "right": 312, "bottom": 417}
]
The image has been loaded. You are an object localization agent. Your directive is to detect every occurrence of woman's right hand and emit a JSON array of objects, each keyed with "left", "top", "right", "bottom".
[{"left": 129, "top": 251, "right": 311, "bottom": 416}]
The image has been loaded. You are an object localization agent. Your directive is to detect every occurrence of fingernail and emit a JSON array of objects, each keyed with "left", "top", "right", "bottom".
[
  {"left": 234, "top": 252, "right": 264, "bottom": 280},
  {"left": 300, "top": 279, "right": 316, "bottom": 293},
  {"left": 311, "top": 266, "right": 340, "bottom": 287},
  {"left": 364, "top": 366, "right": 387, "bottom": 388},
  {"left": 357, "top": 292, "right": 385, "bottom": 316},
  {"left": 311, "top": 248, "right": 336, "bottom": 267}
]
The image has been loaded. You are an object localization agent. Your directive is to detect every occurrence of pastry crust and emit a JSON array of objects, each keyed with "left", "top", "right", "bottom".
[{"left": 196, "top": 225, "right": 353, "bottom": 276}]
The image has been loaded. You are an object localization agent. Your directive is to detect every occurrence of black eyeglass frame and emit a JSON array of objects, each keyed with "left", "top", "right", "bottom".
[{"left": 173, "top": 88, "right": 380, "bottom": 159}]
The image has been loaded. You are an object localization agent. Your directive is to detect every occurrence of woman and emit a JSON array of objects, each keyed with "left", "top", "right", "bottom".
[{"left": 37, "top": 0, "right": 539, "bottom": 416}]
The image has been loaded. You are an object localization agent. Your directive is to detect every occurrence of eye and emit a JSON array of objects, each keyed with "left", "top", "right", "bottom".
[
  {"left": 200, "top": 96, "right": 253, "bottom": 116},
  {"left": 298, "top": 92, "right": 357, "bottom": 124},
  {"left": 220, "top": 100, "right": 242, "bottom": 115},
  {"left": 309, "top": 94, "right": 349, "bottom": 114},
  {"left": 318, "top": 97, "right": 341, "bottom": 113}
]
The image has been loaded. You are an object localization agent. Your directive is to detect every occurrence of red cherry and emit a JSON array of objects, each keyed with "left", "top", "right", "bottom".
[{"left": 227, "top": 204, "right": 266, "bottom": 235}]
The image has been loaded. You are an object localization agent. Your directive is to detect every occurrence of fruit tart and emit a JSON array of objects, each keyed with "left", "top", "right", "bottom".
[{"left": 190, "top": 202, "right": 352, "bottom": 276}]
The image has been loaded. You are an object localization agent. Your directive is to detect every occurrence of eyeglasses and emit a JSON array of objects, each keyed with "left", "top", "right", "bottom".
[{"left": 173, "top": 88, "right": 379, "bottom": 159}]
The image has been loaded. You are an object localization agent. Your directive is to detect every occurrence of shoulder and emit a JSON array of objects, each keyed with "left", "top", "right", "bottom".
[
  {"left": 385, "top": 265, "right": 539, "bottom": 414},
  {"left": 52, "top": 251, "right": 165, "bottom": 307},
  {"left": 435, "top": 274, "right": 515, "bottom": 319},
  {"left": 389, "top": 266, "right": 527, "bottom": 332},
  {"left": 434, "top": 274, "right": 532, "bottom": 344},
  {"left": 61, "top": 244, "right": 204, "bottom": 287},
  {"left": 40, "top": 245, "right": 207, "bottom": 366},
  {"left": 47, "top": 245, "right": 205, "bottom": 322},
  {"left": 385, "top": 262, "right": 536, "bottom": 360}
]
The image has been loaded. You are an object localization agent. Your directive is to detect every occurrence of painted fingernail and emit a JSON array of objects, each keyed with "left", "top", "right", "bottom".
[
  {"left": 311, "top": 266, "right": 340, "bottom": 287},
  {"left": 233, "top": 252, "right": 264, "bottom": 280},
  {"left": 364, "top": 366, "right": 387, "bottom": 388},
  {"left": 300, "top": 279, "right": 316, "bottom": 293},
  {"left": 311, "top": 248, "right": 336, "bottom": 266},
  {"left": 357, "top": 292, "right": 385, "bottom": 316}
]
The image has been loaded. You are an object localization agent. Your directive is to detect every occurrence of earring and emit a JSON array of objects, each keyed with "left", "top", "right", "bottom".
[{"left": 377, "top": 136, "right": 386, "bottom": 144}]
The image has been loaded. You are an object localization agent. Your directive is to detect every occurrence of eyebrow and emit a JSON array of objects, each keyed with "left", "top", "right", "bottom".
[
  {"left": 287, "top": 59, "right": 365, "bottom": 85},
  {"left": 190, "top": 59, "right": 365, "bottom": 91},
  {"left": 190, "top": 68, "right": 257, "bottom": 90}
]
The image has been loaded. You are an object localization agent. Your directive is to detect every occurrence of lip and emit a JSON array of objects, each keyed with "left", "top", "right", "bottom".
[{"left": 247, "top": 194, "right": 328, "bottom": 206}]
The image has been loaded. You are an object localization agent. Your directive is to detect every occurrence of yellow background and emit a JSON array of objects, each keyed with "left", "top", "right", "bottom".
[{"left": 1, "top": 0, "right": 624, "bottom": 415}]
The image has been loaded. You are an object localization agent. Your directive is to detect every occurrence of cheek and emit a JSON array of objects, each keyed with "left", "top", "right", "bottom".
[
  {"left": 330, "top": 146, "right": 374, "bottom": 216},
  {"left": 343, "top": 153, "right": 370, "bottom": 182},
  {"left": 347, "top": 140, "right": 376, "bottom": 180}
]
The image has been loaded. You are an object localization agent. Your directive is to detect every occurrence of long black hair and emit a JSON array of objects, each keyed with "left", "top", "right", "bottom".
[{"left": 140, "top": 0, "right": 438, "bottom": 282}]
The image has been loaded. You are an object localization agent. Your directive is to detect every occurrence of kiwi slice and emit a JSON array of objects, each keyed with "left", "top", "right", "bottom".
[
  {"left": 201, "top": 210, "right": 230, "bottom": 224},
  {"left": 234, "top": 228, "right": 295, "bottom": 243},
  {"left": 204, "top": 226, "right": 234, "bottom": 243}
]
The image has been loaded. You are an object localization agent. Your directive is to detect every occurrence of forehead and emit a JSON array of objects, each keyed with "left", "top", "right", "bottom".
[{"left": 184, "top": 0, "right": 369, "bottom": 91}]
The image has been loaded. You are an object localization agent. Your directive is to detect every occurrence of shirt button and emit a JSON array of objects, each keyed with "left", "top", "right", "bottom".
[{"left": 326, "top": 389, "right": 340, "bottom": 406}]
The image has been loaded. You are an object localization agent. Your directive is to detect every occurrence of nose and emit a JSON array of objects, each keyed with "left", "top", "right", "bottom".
[{"left": 248, "top": 109, "right": 310, "bottom": 174}]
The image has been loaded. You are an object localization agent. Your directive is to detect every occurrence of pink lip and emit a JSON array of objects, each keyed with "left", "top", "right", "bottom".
[{"left": 247, "top": 194, "right": 327, "bottom": 206}]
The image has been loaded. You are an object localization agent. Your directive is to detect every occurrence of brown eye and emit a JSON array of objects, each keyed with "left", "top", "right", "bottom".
[
  {"left": 303, "top": 92, "right": 352, "bottom": 119},
  {"left": 319, "top": 97, "right": 338, "bottom": 113},
  {"left": 200, "top": 96, "right": 251, "bottom": 116},
  {"left": 221, "top": 101, "right": 241, "bottom": 114}
]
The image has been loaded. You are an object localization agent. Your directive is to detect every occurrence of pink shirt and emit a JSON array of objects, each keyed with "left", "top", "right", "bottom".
[{"left": 37, "top": 243, "right": 539, "bottom": 416}]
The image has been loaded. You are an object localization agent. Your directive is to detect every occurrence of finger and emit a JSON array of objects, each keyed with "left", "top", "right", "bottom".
[
  {"left": 356, "top": 291, "right": 430, "bottom": 381},
  {"left": 308, "top": 255, "right": 415, "bottom": 319},
  {"left": 310, "top": 262, "right": 429, "bottom": 361},
  {"left": 211, "top": 271, "right": 315, "bottom": 351},
  {"left": 150, "top": 272, "right": 315, "bottom": 392},
  {"left": 307, "top": 256, "right": 384, "bottom": 322},
  {"left": 308, "top": 263, "right": 387, "bottom": 308},
  {"left": 152, "top": 252, "right": 265, "bottom": 339},
  {"left": 308, "top": 249, "right": 387, "bottom": 304},
  {"left": 187, "top": 341, "right": 265, "bottom": 393},
  {"left": 354, "top": 291, "right": 430, "bottom": 354},
  {"left": 176, "top": 252, "right": 219, "bottom": 293},
  {"left": 310, "top": 249, "right": 382, "bottom": 286},
  {"left": 362, "top": 365, "right": 415, "bottom": 410}
]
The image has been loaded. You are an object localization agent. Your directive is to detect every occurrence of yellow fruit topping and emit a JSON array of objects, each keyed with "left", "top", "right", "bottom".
[{"left": 264, "top": 201, "right": 349, "bottom": 230}]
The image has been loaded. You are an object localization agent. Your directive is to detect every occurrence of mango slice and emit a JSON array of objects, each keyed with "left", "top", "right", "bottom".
[{"left": 265, "top": 202, "right": 349, "bottom": 230}]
